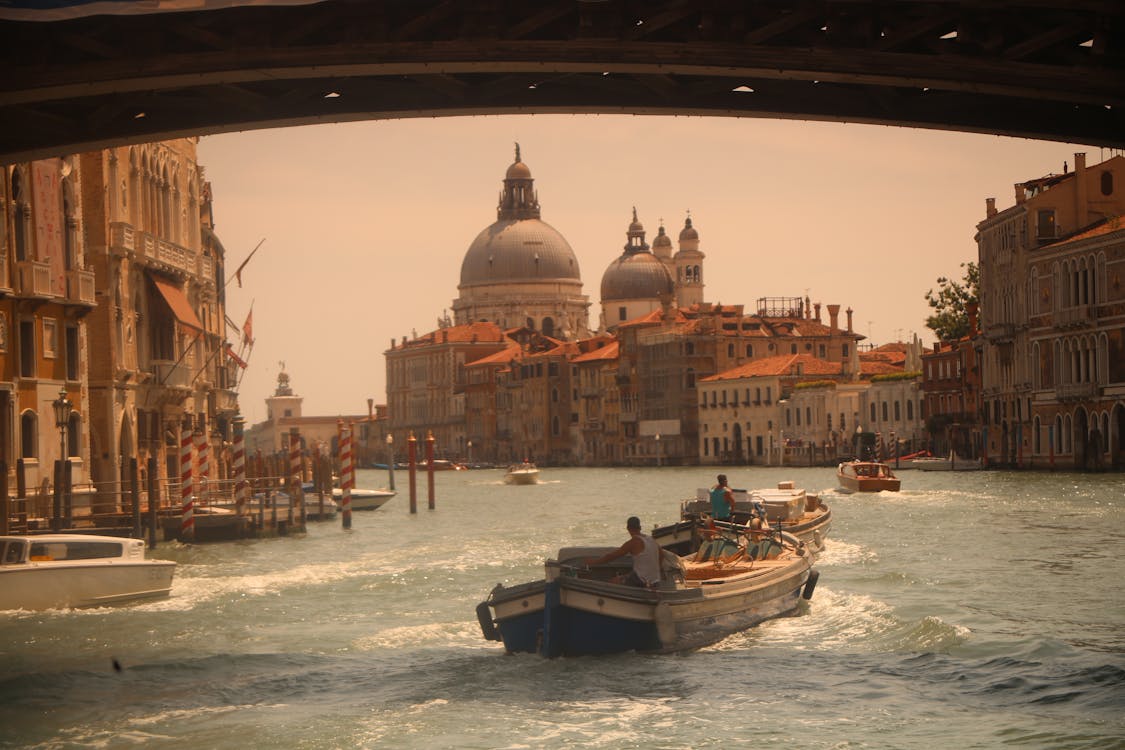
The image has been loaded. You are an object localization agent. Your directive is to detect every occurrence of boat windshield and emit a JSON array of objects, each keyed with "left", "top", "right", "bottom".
[
  {"left": 1, "top": 540, "right": 28, "bottom": 565},
  {"left": 29, "top": 540, "right": 123, "bottom": 561}
]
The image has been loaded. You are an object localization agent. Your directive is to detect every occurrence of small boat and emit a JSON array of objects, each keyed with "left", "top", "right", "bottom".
[
  {"left": 906, "top": 451, "right": 982, "bottom": 471},
  {"left": 419, "top": 459, "right": 467, "bottom": 471},
  {"left": 653, "top": 481, "right": 831, "bottom": 556},
  {"left": 300, "top": 481, "right": 396, "bottom": 511},
  {"left": 477, "top": 527, "right": 817, "bottom": 657},
  {"left": 0, "top": 534, "right": 176, "bottom": 611},
  {"left": 836, "top": 460, "right": 901, "bottom": 492},
  {"left": 504, "top": 462, "right": 540, "bottom": 485}
]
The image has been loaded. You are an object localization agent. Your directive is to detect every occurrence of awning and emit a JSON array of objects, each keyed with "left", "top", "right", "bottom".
[{"left": 151, "top": 275, "right": 204, "bottom": 333}]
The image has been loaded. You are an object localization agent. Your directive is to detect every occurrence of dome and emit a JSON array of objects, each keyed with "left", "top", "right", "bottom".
[
  {"left": 679, "top": 216, "right": 699, "bottom": 242},
  {"left": 652, "top": 225, "right": 672, "bottom": 249},
  {"left": 600, "top": 251, "right": 674, "bottom": 301},
  {"left": 506, "top": 160, "right": 532, "bottom": 180},
  {"left": 460, "top": 219, "right": 581, "bottom": 286}
]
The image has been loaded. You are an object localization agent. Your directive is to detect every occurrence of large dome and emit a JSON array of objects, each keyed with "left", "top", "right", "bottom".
[
  {"left": 460, "top": 219, "right": 581, "bottom": 286},
  {"left": 600, "top": 252, "right": 674, "bottom": 301}
]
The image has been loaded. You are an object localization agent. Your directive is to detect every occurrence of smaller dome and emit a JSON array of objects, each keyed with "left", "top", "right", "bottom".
[
  {"left": 653, "top": 225, "right": 672, "bottom": 248},
  {"left": 601, "top": 252, "right": 674, "bottom": 301},
  {"left": 506, "top": 160, "right": 532, "bottom": 180},
  {"left": 679, "top": 216, "right": 699, "bottom": 242}
]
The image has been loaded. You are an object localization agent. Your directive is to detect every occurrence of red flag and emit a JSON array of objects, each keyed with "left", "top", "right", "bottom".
[
  {"left": 225, "top": 344, "right": 248, "bottom": 369},
  {"left": 242, "top": 308, "right": 254, "bottom": 346}
]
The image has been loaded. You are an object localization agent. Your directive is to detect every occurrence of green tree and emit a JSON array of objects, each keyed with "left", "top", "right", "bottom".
[{"left": 924, "top": 262, "right": 979, "bottom": 341}]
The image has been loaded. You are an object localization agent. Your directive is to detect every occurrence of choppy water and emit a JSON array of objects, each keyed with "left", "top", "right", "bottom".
[{"left": 1, "top": 467, "right": 1123, "bottom": 749}]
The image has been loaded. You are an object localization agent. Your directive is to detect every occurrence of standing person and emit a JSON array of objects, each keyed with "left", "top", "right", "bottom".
[
  {"left": 709, "top": 474, "right": 735, "bottom": 521},
  {"left": 585, "top": 516, "right": 662, "bottom": 587}
]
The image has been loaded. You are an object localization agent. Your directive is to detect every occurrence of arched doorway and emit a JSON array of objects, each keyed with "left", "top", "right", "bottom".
[
  {"left": 1074, "top": 407, "right": 1089, "bottom": 470},
  {"left": 1112, "top": 403, "right": 1125, "bottom": 470}
]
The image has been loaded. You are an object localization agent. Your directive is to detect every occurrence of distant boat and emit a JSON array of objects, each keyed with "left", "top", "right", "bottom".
[
  {"left": 504, "top": 462, "right": 540, "bottom": 485},
  {"left": 0, "top": 534, "right": 176, "bottom": 611},
  {"left": 906, "top": 451, "right": 982, "bottom": 471},
  {"left": 836, "top": 460, "right": 901, "bottom": 492},
  {"left": 419, "top": 459, "right": 467, "bottom": 471}
]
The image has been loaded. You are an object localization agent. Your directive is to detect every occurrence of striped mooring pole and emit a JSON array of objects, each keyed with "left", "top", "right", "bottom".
[
  {"left": 233, "top": 417, "right": 247, "bottom": 516},
  {"left": 196, "top": 427, "right": 209, "bottom": 503},
  {"left": 289, "top": 428, "right": 304, "bottom": 529},
  {"left": 340, "top": 423, "right": 353, "bottom": 529},
  {"left": 180, "top": 419, "right": 194, "bottom": 541}
]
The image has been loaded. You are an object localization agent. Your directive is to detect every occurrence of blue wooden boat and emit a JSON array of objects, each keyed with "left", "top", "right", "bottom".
[{"left": 477, "top": 530, "right": 818, "bottom": 657}]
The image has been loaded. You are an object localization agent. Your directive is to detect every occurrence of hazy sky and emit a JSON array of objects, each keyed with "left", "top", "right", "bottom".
[{"left": 196, "top": 115, "right": 1092, "bottom": 423}]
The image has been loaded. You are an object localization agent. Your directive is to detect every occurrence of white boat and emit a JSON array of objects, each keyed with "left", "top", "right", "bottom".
[
  {"left": 0, "top": 534, "right": 176, "bottom": 611},
  {"left": 836, "top": 461, "right": 901, "bottom": 492},
  {"left": 302, "top": 484, "right": 396, "bottom": 511},
  {"left": 906, "top": 452, "right": 982, "bottom": 471},
  {"left": 504, "top": 462, "right": 540, "bottom": 485},
  {"left": 654, "top": 481, "right": 832, "bottom": 556},
  {"left": 478, "top": 528, "right": 817, "bottom": 656}
]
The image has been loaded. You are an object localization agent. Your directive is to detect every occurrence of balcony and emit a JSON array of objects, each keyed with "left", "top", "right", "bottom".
[
  {"left": 109, "top": 222, "right": 135, "bottom": 255},
  {"left": 152, "top": 359, "right": 191, "bottom": 390},
  {"left": 212, "top": 389, "right": 239, "bottom": 414},
  {"left": 984, "top": 323, "right": 1018, "bottom": 342},
  {"left": 1055, "top": 382, "right": 1099, "bottom": 401},
  {"left": 1055, "top": 305, "right": 1094, "bottom": 328},
  {"left": 15, "top": 259, "right": 55, "bottom": 299},
  {"left": 65, "top": 268, "right": 96, "bottom": 307},
  {"left": 583, "top": 420, "right": 602, "bottom": 431}
]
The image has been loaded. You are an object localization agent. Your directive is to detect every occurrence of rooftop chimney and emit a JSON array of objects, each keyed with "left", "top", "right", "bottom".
[
  {"left": 846, "top": 307, "right": 854, "bottom": 333},
  {"left": 814, "top": 302, "right": 822, "bottom": 323},
  {"left": 1014, "top": 184, "right": 1026, "bottom": 204},
  {"left": 827, "top": 304, "right": 840, "bottom": 332},
  {"left": 1075, "top": 152, "right": 1088, "bottom": 228},
  {"left": 367, "top": 398, "right": 374, "bottom": 419},
  {"left": 986, "top": 197, "right": 997, "bottom": 218}
]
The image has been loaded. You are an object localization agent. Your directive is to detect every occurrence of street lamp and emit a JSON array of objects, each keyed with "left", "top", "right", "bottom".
[
  {"left": 654, "top": 433, "right": 661, "bottom": 467},
  {"left": 467, "top": 440, "right": 473, "bottom": 466},
  {"left": 52, "top": 386, "right": 71, "bottom": 459},
  {"left": 385, "top": 433, "right": 395, "bottom": 491}
]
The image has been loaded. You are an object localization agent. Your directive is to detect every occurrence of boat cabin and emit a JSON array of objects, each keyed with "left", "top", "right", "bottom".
[{"left": 0, "top": 536, "right": 144, "bottom": 565}]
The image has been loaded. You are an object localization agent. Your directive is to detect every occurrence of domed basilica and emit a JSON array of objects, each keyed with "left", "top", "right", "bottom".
[
  {"left": 452, "top": 145, "right": 708, "bottom": 339},
  {"left": 452, "top": 144, "right": 591, "bottom": 339}
]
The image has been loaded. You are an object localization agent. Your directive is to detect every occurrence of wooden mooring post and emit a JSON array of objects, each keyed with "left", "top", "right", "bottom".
[
  {"left": 130, "top": 457, "right": 141, "bottom": 538},
  {"left": 408, "top": 431, "right": 417, "bottom": 514},
  {"left": 426, "top": 430, "right": 435, "bottom": 511},
  {"left": 0, "top": 460, "right": 9, "bottom": 536},
  {"left": 147, "top": 455, "right": 159, "bottom": 549}
]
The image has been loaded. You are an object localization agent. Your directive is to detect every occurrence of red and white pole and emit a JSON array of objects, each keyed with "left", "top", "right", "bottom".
[
  {"left": 233, "top": 418, "right": 247, "bottom": 516},
  {"left": 180, "top": 420, "right": 194, "bottom": 541},
  {"left": 196, "top": 428, "right": 209, "bottom": 505},
  {"left": 289, "top": 428, "right": 303, "bottom": 527},
  {"left": 340, "top": 423, "right": 353, "bottom": 529}
]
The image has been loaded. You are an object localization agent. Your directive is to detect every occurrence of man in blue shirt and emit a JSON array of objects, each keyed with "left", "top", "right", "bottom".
[{"left": 709, "top": 474, "right": 735, "bottom": 521}]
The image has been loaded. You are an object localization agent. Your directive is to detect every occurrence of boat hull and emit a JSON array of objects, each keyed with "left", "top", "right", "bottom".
[
  {"left": 482, "top": 556, "right": 812, "bottom": 657},
  {"left": 504, "top": 470, "right": 539, "bottom": 485},
  {"left": 0, "top": 562, "right": 175, "bottom": 610},
  {"left": 836, "top": 462, "right": 901, "bottom": 492}
]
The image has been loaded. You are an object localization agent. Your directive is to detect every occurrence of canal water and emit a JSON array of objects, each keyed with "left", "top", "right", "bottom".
[{"left": 1, "top": 467, "right": 1123, "bottom": 749}]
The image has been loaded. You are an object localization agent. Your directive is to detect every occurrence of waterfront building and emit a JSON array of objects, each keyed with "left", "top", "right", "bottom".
[
  {"left": 1025, "top": 217, "right": 1125, "bottom": 469},
  {"left": 243, "top": 367, "right": 368, "bottom": 457},
  {"left": 572, "top": 337, "right": 621, "bottom": 465},
  {"left": 0, "top": 156, "right": 95, "bottom": 491},
  {"left": 451, "top": 145, "right": 590, "bottom": 339},
  {"left": 975, "top": 151, "right": 1125, "bottom": 467},
  {"left": 920, "top": 303, "right": 982, "bottom": 459},
  {"left": 385, "top": 321, "right": 511, "bottom": 462}
]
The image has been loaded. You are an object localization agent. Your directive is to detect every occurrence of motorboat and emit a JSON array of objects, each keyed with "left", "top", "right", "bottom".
[
  {"left": 0, "top": 534, "right": 176, "bottom": 611},
  {"left": 477, "top": 527, "right": 817, "bottom": 657},
  {"left": 504, "top": 462, "right": 540, "bottom": 485},
  {"left": 906, "top": 451, "right": 982, "bottom": 471},
  {"left": 653, "top": 481, "right": 831, "bottom": 556},
  {"left": 300, "top": 483, "right": 395, "bottom": 511},
  {"left": 836, "top": 460, "right": 901, "bottom": 492}
]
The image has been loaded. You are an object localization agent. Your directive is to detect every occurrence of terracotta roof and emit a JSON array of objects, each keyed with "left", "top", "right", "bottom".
[
  {"left": 701, "top": 354, "right": 844, "bottom": 381},
  {"left": 1045, "top": 215, "right": 1125, "bottom": 247},
  {"left": 572, "top": 341, "right": 619, "bottom": 363},
  {"left": 400, "top": 321, "right": 506, "bottom": 348},
  {"left": 465, "top": 343, "right": 522, "bottom": 367}
]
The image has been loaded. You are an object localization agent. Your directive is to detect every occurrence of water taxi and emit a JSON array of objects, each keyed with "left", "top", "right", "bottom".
[
  {"left": 504, "top": 462, "right": 540, "bottom": 485},
  {"left": 836, "top": 460, "right": 901, "bottom": 492},
  {"left": 0, "top": 534, "right": 175, "bottom": 611}
]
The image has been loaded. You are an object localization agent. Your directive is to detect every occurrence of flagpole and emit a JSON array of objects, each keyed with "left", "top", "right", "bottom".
[{"left": 226, "top": 238, "right": 265, "bottom": 289}]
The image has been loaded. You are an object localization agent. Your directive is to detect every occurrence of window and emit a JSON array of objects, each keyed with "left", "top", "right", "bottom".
[
  {"left": 869, "top": 403, "right": 876, "bottom": 422},
  {"left": 842, "top": 344, "right": 850, "bottom": 358},
  {"left": 894, "top": 401, "right": 901, "bottom": 421},
  {"left": 618, "top": 306, "right": 627, "bottom": 321},
  {"left": 65, "top": 326, "right": 79, "bottom": 381},
  {"left": 67, "top": 412, "right": 80, "bottom": 457},
  {"left": 727, "top": 344, "right": 734, "bottom": 357},
  {"left": 20, "top": 410, "right": 36, "bottom": 458},
  {"left": 19, "top": 319, "right": 35, "bottom": 378},
  {"left": 881, "top": 402, "right": 888, "bottom": 421},
  {"left": 791, "top": 344, "right": 798, "bottom": 354},
  {"left": 1036, "top": 209, "right": 1056, "bottom": 240},
  {"left": 1101, "top": 171, "right": 1114, "bottom": 196},
  {"left": 745, "top": 344, "right": 753, "bottom": 357},
  {"left": 42, "top": 319, "right": 58, "bottom": 359}
]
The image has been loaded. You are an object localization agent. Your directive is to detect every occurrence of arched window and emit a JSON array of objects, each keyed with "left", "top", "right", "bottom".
[
  {"left": 894, "top": 401, "right": 901, "bottom": 421},
  {"left": 881, "top": 402, "right": 889, "bottom": 421},
  {"left": 20, "top": 410, "right": 37, "bottom": 458},
  {"left": 869, "top": 403, "right": 876, "bottom": 422},
  {"left": 907, "top": 400, "right": 914, "bottom": 420},
  {"left": 542, "top": 317, "right": 555, "bottom": 337},
  {"left": 1101, "top": 170, "right": 1114, "bottom": 196}
]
